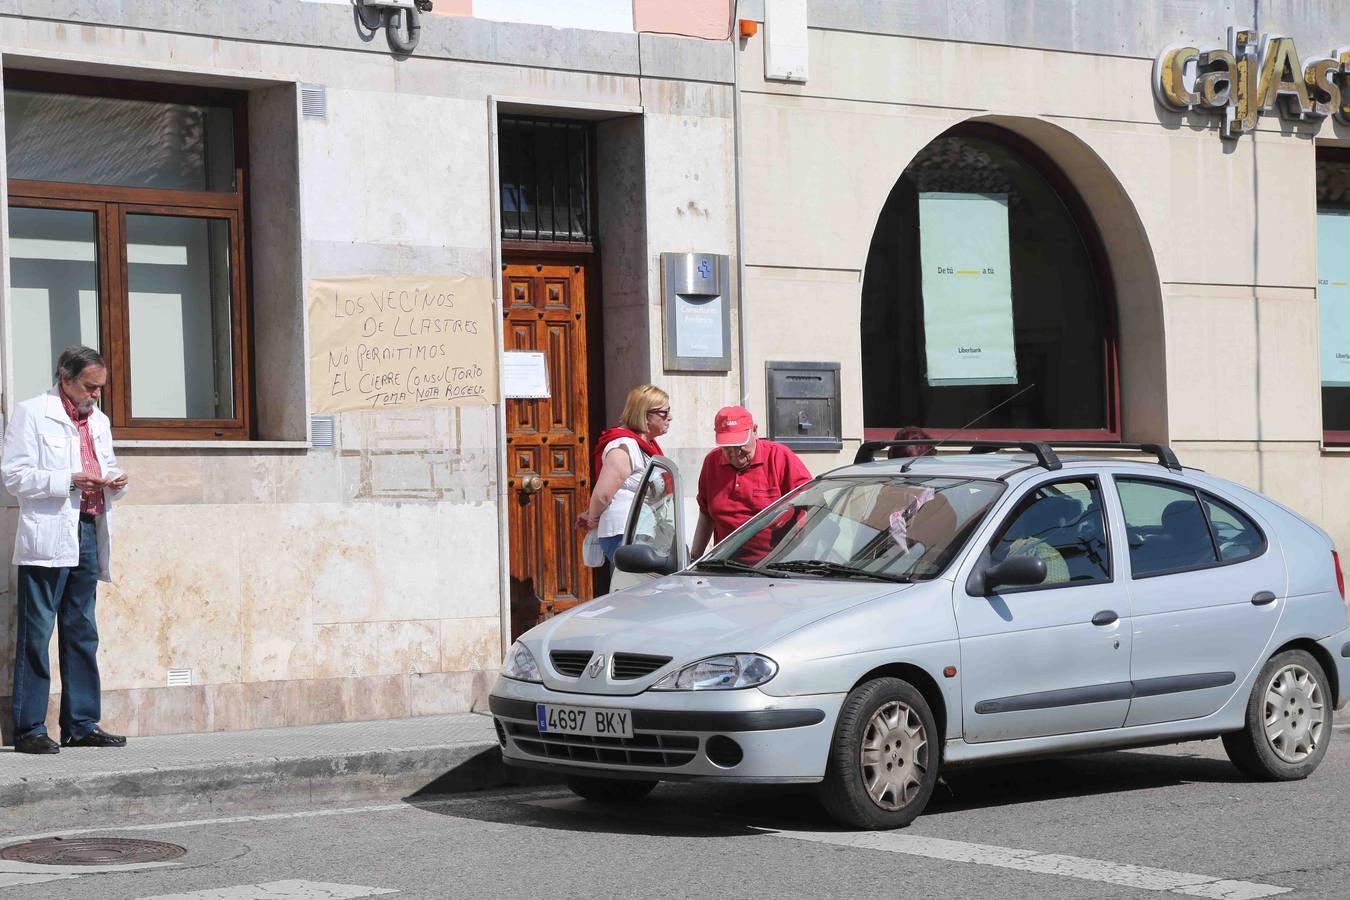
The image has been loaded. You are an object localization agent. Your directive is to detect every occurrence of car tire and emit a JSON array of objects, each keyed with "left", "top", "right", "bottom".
[
  {"left": 819, "top": 676, "right": 940, "bottom": 829},
  {"left": 564, "top": 774, "right": 658, "bottom": 803},
  {"left": 1222, "top": 648, "right": 1332, "bottom": 781}
]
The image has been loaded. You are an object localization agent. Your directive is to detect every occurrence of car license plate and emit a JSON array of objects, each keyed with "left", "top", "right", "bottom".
[{"left": 536, "top": 703, "right": 633, "bottom": 738}]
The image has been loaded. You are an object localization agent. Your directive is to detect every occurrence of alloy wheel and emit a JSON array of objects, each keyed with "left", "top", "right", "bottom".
[
  {"left": 1263, "top": 663, "right": 1325, "bottom": 764},
  {"left": 859, "top": 699, "right": 929, "bottom": 811}
]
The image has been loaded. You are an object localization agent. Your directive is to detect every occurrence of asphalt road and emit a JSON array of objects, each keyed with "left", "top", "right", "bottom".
[{"left": 4, "top": 728, "right": 1350, "bottom": 899}]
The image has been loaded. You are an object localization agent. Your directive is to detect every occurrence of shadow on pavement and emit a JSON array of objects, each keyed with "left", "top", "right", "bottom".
[
  {"left": 406, "top": 744, "right": 1248, "bottom": 836},
  {"left": 928, "top": 745, "right": 1245, "bottom": 816}
]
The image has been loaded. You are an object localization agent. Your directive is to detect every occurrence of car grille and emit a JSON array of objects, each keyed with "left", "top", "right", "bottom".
[
  {"left": 611, "top": 653, "right": 672, "bottom": 680},
  {"left": 550, "top": 650, "right": 592, "bottom": 677},
  {"left": 503, "top": 721, "right": 698, "bottom": 768}
]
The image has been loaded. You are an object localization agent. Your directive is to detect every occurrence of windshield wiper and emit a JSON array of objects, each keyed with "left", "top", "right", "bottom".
[
  {"left": 761, "top": 559, "right": 911, "bottom": 583},
  {"left": 691, "top": 558, "right": 782, "bottom": 578}
]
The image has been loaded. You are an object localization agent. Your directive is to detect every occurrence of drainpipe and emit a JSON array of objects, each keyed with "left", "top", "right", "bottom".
[{"left": 732, "top": 1, "right": 750, "bottom": 406}]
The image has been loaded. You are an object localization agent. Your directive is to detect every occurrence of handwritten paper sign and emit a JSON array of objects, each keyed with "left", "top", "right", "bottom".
[{"left": 308, "top": 275, "right": 498, "bottom": 413}]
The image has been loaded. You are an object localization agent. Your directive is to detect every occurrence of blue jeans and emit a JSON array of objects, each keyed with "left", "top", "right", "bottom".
[
  {"left": 12, "top": 517, "right": 101, "bottom": 742},
  {"left": 599, "top": 534, "right": 623, "bottom": 565}
]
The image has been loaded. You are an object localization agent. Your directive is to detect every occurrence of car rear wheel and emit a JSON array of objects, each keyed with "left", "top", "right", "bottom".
[
  {"left": 564, "top": 774, "right": 658, "bottom": 803},
  {"left": 1222, "top": 649, "right": 1332, "bottom": 781},
  {"left": 819, "top": 677, "right": 939, "bottom": 829}
]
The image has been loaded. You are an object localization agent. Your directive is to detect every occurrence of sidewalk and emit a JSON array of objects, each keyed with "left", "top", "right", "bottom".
[
  {"left": 4, "top": 709, "right": 1347, "bottom": 835},
  {"left": 0, "top": 712, "right": 552, "bottom": 834}
]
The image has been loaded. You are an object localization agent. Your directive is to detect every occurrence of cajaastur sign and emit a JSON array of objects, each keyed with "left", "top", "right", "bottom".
[{"left": 1154, "top": 27, "right": 1350, "bottom": 139}]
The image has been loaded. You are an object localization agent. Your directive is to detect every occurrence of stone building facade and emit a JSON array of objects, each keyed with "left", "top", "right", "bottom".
[{"left": 4, "top": 0, "right": 1350, "bottom": 738}]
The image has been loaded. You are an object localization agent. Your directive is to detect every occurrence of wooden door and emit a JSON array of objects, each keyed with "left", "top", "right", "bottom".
[{"left": 503, "top": 260, "right": 593, "bottom": 639}]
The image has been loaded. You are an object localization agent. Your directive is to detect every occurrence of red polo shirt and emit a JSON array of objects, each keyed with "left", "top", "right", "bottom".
[{"left": 696, "top": 438, "right": 811, "bottom": 562}]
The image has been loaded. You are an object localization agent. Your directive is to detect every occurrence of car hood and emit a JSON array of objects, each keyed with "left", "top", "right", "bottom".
[{"left": 521, "top": 574, "right": 911, "bottom": 696}]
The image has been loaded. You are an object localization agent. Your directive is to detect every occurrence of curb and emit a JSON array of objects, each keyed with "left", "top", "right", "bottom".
[{"left": 0, "top": 742, "right": 559, "bottom": 830}]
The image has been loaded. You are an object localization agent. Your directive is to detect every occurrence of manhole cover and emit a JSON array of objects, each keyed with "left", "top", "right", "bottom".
[{"left": 0, "top": 837, "right": 186, "bottom": 866}]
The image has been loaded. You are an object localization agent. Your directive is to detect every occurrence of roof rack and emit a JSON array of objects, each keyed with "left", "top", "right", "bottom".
[
  {"left": 853, "top": 440, "right": 1182, "bottom": 473},
  {"left": 853, "top": 440, "right": 1062, "bottom": 471},
  {"left": 1047, "top": 442, "right": 1182, "bottom": 473}
]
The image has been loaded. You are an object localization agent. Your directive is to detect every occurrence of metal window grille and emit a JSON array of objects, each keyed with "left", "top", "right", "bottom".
[{"left": 498, "top": 115, "right": 593, "bottom": 243}]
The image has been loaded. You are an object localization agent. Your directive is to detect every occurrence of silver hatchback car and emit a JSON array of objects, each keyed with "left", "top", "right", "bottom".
[{"left": 490, "top": 442, "right": 1350, "bottom": 829}]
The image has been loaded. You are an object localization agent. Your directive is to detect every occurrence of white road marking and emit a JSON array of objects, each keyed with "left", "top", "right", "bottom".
[
  {"left": 0, "top": 789, "right": 573, "bottom": 847},
  {"left": 0, "top": 803, "right": 413, "bottom": 845},
  {"left": 771, "top": 830, "right": 1290, "bottom": 899},
  {"left": 137, "top": 882, "right": 397, "bottom": 900},
  {"left": 0, "top": 872, "right": 78, "bottom": 887},
  {"left": 0, "top": 860, "right": 179, "bottom": 876}
]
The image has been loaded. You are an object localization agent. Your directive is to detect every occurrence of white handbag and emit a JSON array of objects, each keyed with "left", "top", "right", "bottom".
[{"left": 581, "top": 529, "right": 605, "bottom": 567}]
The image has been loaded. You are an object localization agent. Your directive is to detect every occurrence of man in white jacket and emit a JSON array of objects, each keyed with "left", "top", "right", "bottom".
[{"left": 4, "top": 346, "right": 129, "bottom": 754}]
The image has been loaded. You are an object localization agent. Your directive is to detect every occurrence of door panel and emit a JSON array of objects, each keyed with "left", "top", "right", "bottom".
[
  {"left": 956, "top": 583, "right": 1132, "bottom": 742},
  {"left": 955, "top": 476, "right": 1132, "bottom": 743},
  {"left": 1113, "top": 475, "right": 1287, "bottom": 727},
  {"left": 505, "top": 260, "right": 593, "bottom": 639}
]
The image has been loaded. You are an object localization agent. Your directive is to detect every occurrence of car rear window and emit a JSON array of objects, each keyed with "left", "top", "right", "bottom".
[{"left": 1116, "top": 478, "right": 1264, "bottom": 577}]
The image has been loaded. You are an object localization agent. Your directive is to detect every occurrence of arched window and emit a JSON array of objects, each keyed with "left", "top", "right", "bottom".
[{"left": 861, "top": 124, "right": 1117, "bottom": 439}]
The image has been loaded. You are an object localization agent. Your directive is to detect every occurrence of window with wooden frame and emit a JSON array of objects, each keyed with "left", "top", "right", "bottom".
[{"left": 5, "top": 71, "right": 251, "bottom": 440}]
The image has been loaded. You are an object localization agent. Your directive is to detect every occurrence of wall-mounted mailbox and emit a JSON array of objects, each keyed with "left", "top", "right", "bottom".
[
  {"left": 661, "top": 252, "right": 731, "bottom": 372},
  {"left": 766, "top": 361, "right": 842, "bottom": 451}
]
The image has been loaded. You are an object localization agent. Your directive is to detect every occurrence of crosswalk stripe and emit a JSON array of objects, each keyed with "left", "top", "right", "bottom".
[
  {"left": 771, "top": 830, "right": 1290, "bottom": 899},
  {"left": 0, "top": 873, "right": 78, "bottom": 888},
  {"left": 137, "top": 881, "right": 398, "bottom": 899}
]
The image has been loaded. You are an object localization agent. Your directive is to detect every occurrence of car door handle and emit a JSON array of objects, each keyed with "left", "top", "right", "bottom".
[
  {"left": 1251, "top": 591, "right": 1277, "bottom": 606},
  {"left": 1091, "top": 610, "right": 1118, "bottom": 626}
]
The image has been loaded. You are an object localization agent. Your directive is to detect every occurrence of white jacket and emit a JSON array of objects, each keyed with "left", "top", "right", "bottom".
[{"left": 1, "top": 388, "right": 127, "bottom": 580}]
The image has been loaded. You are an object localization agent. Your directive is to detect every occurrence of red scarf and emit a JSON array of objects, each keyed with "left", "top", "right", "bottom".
[{"left": 593, "top": 427, "right": 662, "bottom": 478}]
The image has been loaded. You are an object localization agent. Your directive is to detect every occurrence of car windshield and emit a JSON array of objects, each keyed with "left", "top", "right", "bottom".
[{"left": 697, "top": 474, "right": 1004, "bottom": 580}]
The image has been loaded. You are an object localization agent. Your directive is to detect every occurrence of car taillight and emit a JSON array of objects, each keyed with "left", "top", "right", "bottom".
[{"left": 1335, "top": 551, "right": 1346, "bottom": 604}]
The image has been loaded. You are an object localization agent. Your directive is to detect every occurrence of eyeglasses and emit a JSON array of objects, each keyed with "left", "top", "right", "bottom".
[{"left": 648, "top": 408, "right": 671, "bottom": 420}]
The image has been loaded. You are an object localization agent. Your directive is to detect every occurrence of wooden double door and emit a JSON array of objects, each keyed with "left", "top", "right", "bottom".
[{"left": 503, "top": 258, "right": 597, "bottom": 639}]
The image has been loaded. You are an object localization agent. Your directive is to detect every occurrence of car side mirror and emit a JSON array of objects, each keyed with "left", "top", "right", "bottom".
[
  {"left": 614, "top": 543, "right": 678, "bottom": 576},
  {"left": 968, "top": 555, "right": 1047, "bottom": 595}
]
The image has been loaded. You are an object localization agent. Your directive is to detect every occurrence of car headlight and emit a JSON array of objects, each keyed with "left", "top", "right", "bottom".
[
  {"left": 502, "top": 641, "right": 542, "bottom": 683},
  {"left": 650, "top": 654, "right": 778, "bottom": 691}
]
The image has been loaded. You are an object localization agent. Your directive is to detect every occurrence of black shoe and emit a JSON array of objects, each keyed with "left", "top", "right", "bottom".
[
  {"left": 61, "top": 726, "right": 127, "bottom": 748},
  {"left": 14, "top": 734, "right": 59, "bottom": 754}
]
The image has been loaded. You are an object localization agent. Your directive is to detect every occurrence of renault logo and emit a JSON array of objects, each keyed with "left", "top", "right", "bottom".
[{"left": 588, "top": 654, "right": 606, "bottom": 679}]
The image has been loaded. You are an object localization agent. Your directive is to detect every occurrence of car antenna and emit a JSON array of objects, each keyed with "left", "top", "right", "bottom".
[{"left": 900, "top": 382, "right": 1037, "bottom": 473}]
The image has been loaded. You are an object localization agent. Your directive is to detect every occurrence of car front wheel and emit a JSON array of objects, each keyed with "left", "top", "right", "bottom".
[
  {"left": 1222, "top": 649, "right": 1332, "bottom": 781},
  {"left": 564, "top": 774, "right": 658, "bottom": 803},
  {"left": 819, "top": 676, "right": 940, "bottom": 829}
]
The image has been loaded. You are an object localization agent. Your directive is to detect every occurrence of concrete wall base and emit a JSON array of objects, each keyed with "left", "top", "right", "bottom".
[{"left": 0, "top": 669, "right": 497, "bottom": 743}]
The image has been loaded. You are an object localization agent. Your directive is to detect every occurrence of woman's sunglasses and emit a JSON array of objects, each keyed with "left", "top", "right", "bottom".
[{"left": 648, "top": 408, "right": 671, "bottom": 420}]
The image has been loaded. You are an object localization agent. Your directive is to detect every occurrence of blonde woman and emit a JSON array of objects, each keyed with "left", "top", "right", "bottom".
[{"left": 575, "top": 384, "right": 671, "bottom": 564}]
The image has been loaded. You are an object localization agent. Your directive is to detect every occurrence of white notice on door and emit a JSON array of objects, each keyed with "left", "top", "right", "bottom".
[{"left": 502, "top": 350, "right": 550, "bottom": 399}]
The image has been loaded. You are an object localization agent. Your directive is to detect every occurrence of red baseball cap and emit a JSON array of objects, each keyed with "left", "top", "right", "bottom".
[{"left": 714, "top": 405, "right": 755, "bottom": 447}]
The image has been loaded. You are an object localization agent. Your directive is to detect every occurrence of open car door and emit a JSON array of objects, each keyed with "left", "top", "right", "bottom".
[{"left": 611, "top": 455, "right": 687, "bottom": 591}]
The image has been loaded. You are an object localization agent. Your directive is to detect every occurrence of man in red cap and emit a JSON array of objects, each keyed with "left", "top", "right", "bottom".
[{"left": 691, "top": 405, "right": 811, "bottom": 563}]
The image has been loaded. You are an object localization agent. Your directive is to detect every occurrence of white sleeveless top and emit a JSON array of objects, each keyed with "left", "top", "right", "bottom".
[{"left": 598, "top": 437, "right": 649, "bottom": 538}]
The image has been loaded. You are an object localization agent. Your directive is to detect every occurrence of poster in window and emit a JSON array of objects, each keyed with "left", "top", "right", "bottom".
[
  {"left": 1319, "top": 209, "right": 1350, "bottom": 388},
  {"left": 918, "top": 192, "right": 1017, "bottom": 387}
]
